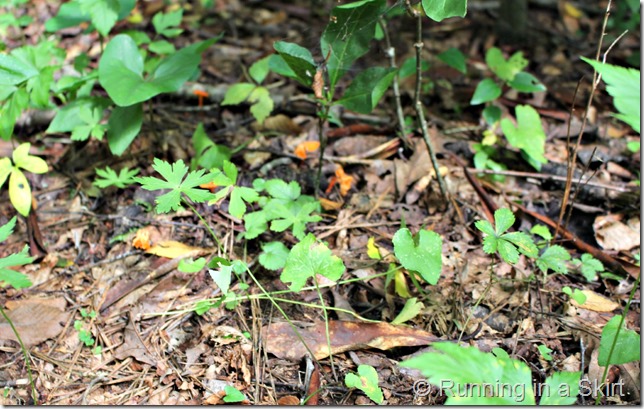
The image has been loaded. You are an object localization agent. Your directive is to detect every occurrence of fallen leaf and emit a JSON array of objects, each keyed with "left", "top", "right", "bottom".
[
  {"left": 571, "top": 290, "right": 619, "bottom": 312},
  {"left": 146, "top": 240, "right": 208, "bottom": 259},
  {"left": 263, "top": 320, "right": 437, "bottom": 360},
  {"left": 318, "top": 197, "right": 343, "bottom": 211},
  {"left": 114, "top": 318, "right": 165, "bottom": 369},
  {"left": 252, "top": 114, "right": 302, "bottom": 134},
  {"left": 593, "top": 214, "right": 640, "bottom": 252},
  {"left": 0, "top": 298, "right": 71, "bottom": 347}
]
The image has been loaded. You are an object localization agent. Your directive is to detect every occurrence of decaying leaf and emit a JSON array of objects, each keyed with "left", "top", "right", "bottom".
[
  {"left": 263, "top": 320, "right": 437, "bottom": 360},
  {"left": 146, "top": 240, "right": 209, "bottom": 259},
  {"left": 0, "top": 298, "right": 71, "bottom": 347}
]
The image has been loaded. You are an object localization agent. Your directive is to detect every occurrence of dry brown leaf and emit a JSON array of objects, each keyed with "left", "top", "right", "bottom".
[
  {"left": 146, "top": 240, "right": 209, "bottom": 259},
  {"left": 114, "top": 319, "right": 165, "bottom": 368},
  {"left": 252, "top": 114, "right": 302, "bottom": 134},
  {"left": 0, "top": 298, "right": 71, "bottom": 347},
  {"left": 263, "top": 320, "right": 437, "bottom": 360},
  {"left": 277, "top": 396, "right": 300, "bottom": 405},
  {"left": 318, "top": 197, "right": 343, "bottom": 211},
  {"left": 571, "top": 290, "right": 620, "bottom": 312},
  {"left": 593, "top": 214, "right": 640, "bottom": 251}
]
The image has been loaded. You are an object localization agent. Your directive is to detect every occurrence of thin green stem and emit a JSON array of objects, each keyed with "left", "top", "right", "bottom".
[
  {"left": 182, "top": 198, "right": 222, "bottom": 252},
  {"left": 0, "top": 305, "right": 38, "bottom": 405},
  {"left": 314, "top": 277, "right": 337, "bottom": 381}
]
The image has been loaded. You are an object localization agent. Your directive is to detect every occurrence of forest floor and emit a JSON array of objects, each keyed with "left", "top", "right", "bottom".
[{"left": 0, "top": 0, "right": 640, "bottom": 405}]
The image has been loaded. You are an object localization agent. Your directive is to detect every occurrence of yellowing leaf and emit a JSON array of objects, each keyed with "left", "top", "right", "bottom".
[
  {"left": 0, "top": 157, "right": 11, "bottom": 187},
  {"left": 12, "top": 143, "right": 48, "bottom": 174},
  {"left": 319, "top": 197, "right": 343, "bottom": 211},
  {"left": 571, "top": 290, "right": 619, "bottom": 312},
  {"left": 146, "top": 240, "right": 206, "bottom": 259},
  {"left": 9, "top": 168, "right": 31, "bottom": 216},
  {"left": 394, "top": 269, "right": 411, "bottom": 297},
  {"left": 563, "top": 1, "right": 583, "bottom": 18},
  {"left": 367, "top": 237, "right": 382, "bottom": 260}
]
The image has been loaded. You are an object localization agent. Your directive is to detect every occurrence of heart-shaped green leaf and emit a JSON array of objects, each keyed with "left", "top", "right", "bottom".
[{"left": 393, "top": 228, "right": 442, "bottom": 285}]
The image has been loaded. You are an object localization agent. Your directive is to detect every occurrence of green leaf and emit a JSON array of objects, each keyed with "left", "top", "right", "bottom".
[
  {"left": 99, "top": 34, "right": 204, "bottom": 106},
  {"left": 391, "top": 297, "right": 424, "bottom": 325},
  {"left": 223, "top": 385, "right": 246, "bottom": 403},
  {"left": 191, "top": 123, "right": 231, "bottom": 170},
  {"left": 574, "top": 253, "right": 604, "bottom": 281},
  {"left": 265, "top": 179, "right": 300, "bottom": 201},
  {"left": 221, "top": 83, "right": 255, "bottom": 105},
  {"left": 509, "top": 72, "right": 546, "bottom": 93},
  {"left": 281, "top": 233, "right": 345, "bottom": 292},
  {"left": 0, "top": 53, "right": 39, "bottom": 85},
  {"left": 148, "top": 40, "right": 176, "bottom": 55},
  {"left": 337, "top": 66, "right": 397, "bottom": 114},
  {"left": 402, "top": 343, "right": 535, "bottom": 405},
  {"left": 0, "top": 87, "right": 29, "bottom": 140},
  {"left": 530, "top": 225, "right": 552, "bottom": 241},
  {"left": 0, "top": 216, "right": 16, "bottom": 242},
  {"left": 470, "top": 78, "right": 501, "bottom": 105},
  {"left": 482, "top": 105, "right": 501, "bottom": 125},
  {"left": 598, "top": 316, "right": 640, "bottom": 366},
  {"left": 78, "top": 0, "right": 119, "bottom": 37},
  {"left": 320, "top": 0, "right": 386, "bottom": 90},
  {"left": 422, "top": 0, "right": 467, "bottom": 22},
  {"left": 437, "top": 47, "right": 466, "bottom": 73},
  {"left": 259, "top": 241, "right": 290, "bottom": 271},
  {"left": 47, "top": 97, "right": 111, "bottom": 134},
  {"left": 393, "top": 228, "right": 443, "bottom": 285},
  {"left": 269, "top": 201, "right": 321, "bottom": 240},
  {"left": 503, "top": 231, "right": 539, "bottom": 258},
  {"left": 496, "top": 239, "right": 519, "bottom": 264},
  {"left": 136, "top": 158, "right": 215, "bottom": 213},
  {"left": 493, "top": 207, "right": 515, "bottom": 235},
  {"left": 178, "top": 257, "right": 207, "bottom": 273},
  {"left": 228, "top": 186, "right": 259, "bottom": 219},
  {"left": 242, "top": 210, "right": 269, "bottom": 240},
  {"left": 273, "top": 41, "right": 316, "bottom": 86},
  {"left": 539, "top": 371, "right": 581, "bottom": 405},
  {"left": 537, "top": 344, "right": 553, "bottom": 361},
  {"left": 345, "top": 365, "right": 383, "bottom": 404},
  {"left": 94, "top": 166, "right": 139, "bottom": 189},
  {"left": 249, "top": 55, "right": 271, "bottom": 84},
  {"left": 582, "top": 57, "right": 640, "bottom": 133},
  {"left": 208, "top": 263, "right": 233, "bottom": 294},
  {"left": 536, "top": 245, "right": 570, "bottom": 274},
  {"left": 563, "top": 286, "right": 587, "bottom": 304},
  {"left": 248, "top": 86, "right": 274, "bottom": 124},
  {"left": 501, "top": 105, "right": 547, "bottom": 170},
  {"left": 152, "top": 9, "right": 183, "bottom": 38},
  {"left": 107, "top": 103, "right": 143, "bottom": 155},
  {"left": 486, "top": 48, "right": 527, "bottom": 82}
]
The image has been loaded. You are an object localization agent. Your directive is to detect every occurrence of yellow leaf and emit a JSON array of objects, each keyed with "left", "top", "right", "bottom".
[
  {"left": 0, "top": 157, "right": 11, "bottom": 187},
  {"left": 563, "top": 1, "right": 583, "bottom": 18},
  {"left": 12, "top": 143, "right": 48, "bottom": 174},
  {"left": 571, "top": 290, "right": 619, "bottom": 312},
  {"left": 394, "top": 270, "right": 411, "bottom": 298},
  {"left": 367, "top": 237, "right": 382, "bottom": 260},
  {"left": 146, "top": 240, "right": 206, "bottom": 259},
  {"left": 9, "top": 168, "right": 31, "bottom": 216},
  {"left": 318, "top": 197, "right": 343, "bottom": 211}
]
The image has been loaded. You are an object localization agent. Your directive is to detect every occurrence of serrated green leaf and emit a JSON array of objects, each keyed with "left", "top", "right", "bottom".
[
  {"left": 248, "top": 86, "right": 274, "bottom": 124},
  {"left": 0, "top": 216, "right": 17, "bottom": 242},
  {"left": 497, "top": 239, "right": 519, "bottom": 264},
  {"left": 470, "top": 78, "right": 501, "bottom": 105},
  {"left": 422, "top": 0, "right": 467, "bottom": 22},
  {"left": 345, "top": 365, "right": 383, "bottom": 404},
  {"left": 259, "top": 241, "right": 290, "bottom": 271},
  {"left": 228, "top": 186, "right": 259, "bottom": 219},
  {"left": 598, "top": 316, "right": 640, "bottom": 366},
  {"left": 535, "top": 244, "right": 570, "bottom": 274},
  {"left": 265, "top": 179, "right": 300, "bottom": 201},
  {"left": 474, "top": 219, "right": 495, "bottom": 236},
  {"left": 393, "top": 228, "right": 442, "bottom": 285},
  {"left": 576, "top": 253, "right": 604, "bottom": 281},
  {"left": 530, "top": 225, "right": 552, "bottom": 241},
  {"left": 493, "top": 208, "right": 515, "bottom": 235},
  {"left": 486, "top": 48, "right": 527, "bottom": 82},
  {"left": 503, "top": 231, "right": 539, "bottom": 258},
  {"left": 94, "top": 166, "right": 139, "bottom": 189},
  {"left": 582, "top": 57, "right": 640, "bottom": 133},
  {"left": 281, "top": 234, "right": 345, "bottom": 291}
]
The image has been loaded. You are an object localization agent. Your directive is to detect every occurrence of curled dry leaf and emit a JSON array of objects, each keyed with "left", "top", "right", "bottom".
[{"left": 263, "top": 320, "right": 437, "bottom": 360}]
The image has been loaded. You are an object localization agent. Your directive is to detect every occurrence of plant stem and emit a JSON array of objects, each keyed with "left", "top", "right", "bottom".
[
  {"left": 0, "top": 305, "right": 38, "bottom": 405},
  {"left": 411, "top": 11, "right": 449, "bottom": 203},
  {"left": 379, "top": 17, "right": 412, "bottom": 149},
  {"left": 315, "top": 104, "right": 331, "bottom": 196},
  {"left": 182, "top": 198, "right": 223, "bottom": 252},
  {"left": 314, "top": 277, "right": 337, "bottom": 381}
]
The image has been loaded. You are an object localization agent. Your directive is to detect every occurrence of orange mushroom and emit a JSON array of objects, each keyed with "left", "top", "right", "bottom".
[
  {"left": 326, "top": 165, "right": 354, "bottom": 196},
  {"left": 193, "top": 89, "right": 209, "bottom": 107},
  {"left": 294, "top": 141, "right": 320, "bottom": 160}
]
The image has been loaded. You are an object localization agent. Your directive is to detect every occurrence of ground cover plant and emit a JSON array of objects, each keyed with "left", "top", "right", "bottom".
[{"left": 0, "top": 0, "right": 640, "bottom": 405}]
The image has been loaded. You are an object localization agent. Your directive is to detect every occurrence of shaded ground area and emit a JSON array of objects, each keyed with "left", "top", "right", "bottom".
[{"left": 0, "top": 0, "right": 640, "bottom": 405}]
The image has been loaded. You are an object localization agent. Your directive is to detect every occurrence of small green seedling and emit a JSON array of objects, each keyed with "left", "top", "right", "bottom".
[
  {"left": 75, "top": 308, "right": 101, "bottom": 355},
  {"left": 571, "top": 253, "right": 604, "bottom": 281},
  {"left": 135, "top": 158, "right": 215, "bottom": 213},
  {"left": 562, "top": 286, "right": 587, "bottom": 305},
  {"left": 223, "top": 385, "right": 246, "bottom": 403},
  {"left": 222, "top": 56, "right": 274, "bottom": 124},
  {"left": 94, "top": 166, "right": 139, "bottom": 189},
  {"left": 0, "top": 143, "right": 48, "bottom": 216},
  {"left": 537, "top": 344, "right": 553, "bottom": 361},
  {"left": 345, "top": 364, "right": 384, "bottom": 404},
  {"left": 208, "top": 160, "right": 260, "bottom": 219},
  {"left": 475, "top": 208, "right": 538, "bottom": 264},
  {"left": 281, "top": 233, "right": 345, "bottom": 292}
]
